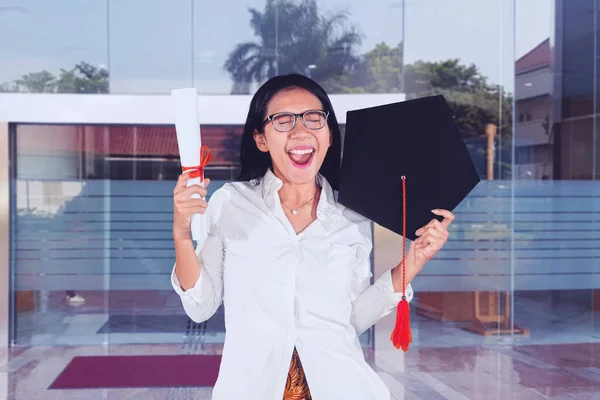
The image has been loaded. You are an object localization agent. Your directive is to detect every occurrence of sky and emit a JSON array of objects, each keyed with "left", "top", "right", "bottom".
[{"left": 0, "top": 0, "right": 552, "bottom": 94}]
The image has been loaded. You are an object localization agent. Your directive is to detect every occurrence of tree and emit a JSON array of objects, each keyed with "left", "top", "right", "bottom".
[
  {"left": 404, "top": 59, "right": 488, "bottom": 93},
  {"left": 402, "top": 59, "right": 513, "bottom": 178},
  {"left": 403, "top": 59, "right": 512, "bottom": 139},
  {"left": 1, "top": 62, "right": 109, "bottom": 94},
  {"left": 15, "top": 70, "right": 56, "bottom": 93},
  {"left": 325, "top": 42, "right": 403, "bottom": 94},
  {"left": 223, "top": 0, "right": 361, "bottom": 93},
  {"left": 332, "top": 47, "right": 513, "bottom": 178},
  {"left": 55, "top": 62, "right": 109, "bottom": 93},
  {"left": 337, "top": 49, "right": 512, "bottom": 140},
  {"left": 0, "top": 82, "right": 18, "bottom": 93},
  {"left": 352, "top": 42, "right": 403, "bottom": 93}
]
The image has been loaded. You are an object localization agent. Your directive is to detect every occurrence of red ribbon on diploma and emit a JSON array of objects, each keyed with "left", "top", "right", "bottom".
[{"left": 181, "top": 145, "right": 212, "bottom": 181}]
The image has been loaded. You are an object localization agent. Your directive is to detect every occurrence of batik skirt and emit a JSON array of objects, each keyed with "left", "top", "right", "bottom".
[{"left": 283, "top": 347, "right": 312, "bottom": 400}]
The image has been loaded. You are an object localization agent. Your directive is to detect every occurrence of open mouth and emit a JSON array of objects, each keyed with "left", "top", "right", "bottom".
[{"left": 288, "top": 147, "right": 315, "bottom": 168}]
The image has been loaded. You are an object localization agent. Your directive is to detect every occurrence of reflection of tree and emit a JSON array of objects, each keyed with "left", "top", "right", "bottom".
[
  {"left": 326, "top": 42, "right": 403, "bottom": 94},
  {"left": 338, "top": 52, "right": 512, "bottom": 140},
  {"left": 220, "top": 134, "right": 243, "bottom": 164},
  {"left": 15, "top": 71, "right": 55, "bottom": 93},
  {"left": 223, "top": 0, "right": 361, "bottom": 94},
  {"left": 226, "top": 7, "right": 512, "bottom": 146},
  {"left": 0, "top": 62, "right": 109, "bottom": 93},
  {"left": 401, "top": 59, "right": 513, "bottom": 178},
  {"left": 403, "top": 59, "right": 512, "bottom": 139},
  {"left": 333, "top": 46, "right": 513, "bottom": 178}
]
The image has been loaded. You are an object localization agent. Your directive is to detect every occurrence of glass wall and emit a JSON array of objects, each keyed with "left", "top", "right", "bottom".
[
  {"left": 11, "top": 124, "right": 240, "bottom": 346},
  {"left": 5, "top": 0, "right": 600, "bottom": 354},
  {"left": 550, "top": 0, "right": 600, "bottom": 342},
  {"left": 374, "top": 0, "right": 517, "bottom": 349},
  {"left": 0, "top": 0, "right": 405, "bottom": 95},
  {"left": 0, "top": 0, "right": 109, "bottom": 94},
  {"left": 193, "top": 0, "right": 406, "bottom": 95}
]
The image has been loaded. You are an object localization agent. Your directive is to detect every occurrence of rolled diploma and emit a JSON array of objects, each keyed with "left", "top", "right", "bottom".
[{"left": 171, "top": 88, "right": 207, "bottom": 246}]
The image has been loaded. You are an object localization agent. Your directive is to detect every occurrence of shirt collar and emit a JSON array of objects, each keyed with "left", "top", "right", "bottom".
[{"left": 261, "top": 168, "right": 344, "bottom": 225}]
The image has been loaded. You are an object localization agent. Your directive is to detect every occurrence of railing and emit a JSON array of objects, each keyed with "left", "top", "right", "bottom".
[{"left": 13, "top": 179, "right": 600, "bottom": 292}]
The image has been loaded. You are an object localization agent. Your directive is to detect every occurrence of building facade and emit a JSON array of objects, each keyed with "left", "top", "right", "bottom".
[{"left": 0, "top": 1, "right": 600, "bottom": 397}]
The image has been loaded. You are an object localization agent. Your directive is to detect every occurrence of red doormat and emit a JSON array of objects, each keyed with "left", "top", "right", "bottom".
[{"left": 49, "top": 355, "right": 222, "bottom": 389}]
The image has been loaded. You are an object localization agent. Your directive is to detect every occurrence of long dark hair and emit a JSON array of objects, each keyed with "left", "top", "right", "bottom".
[{"left": 236, "top": 74, "right": 342, "bottom": 190}]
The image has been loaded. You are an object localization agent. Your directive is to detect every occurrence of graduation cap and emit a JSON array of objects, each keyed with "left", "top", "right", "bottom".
[{"left": 338, "top": 94, "right": 481, "bottom": 351}]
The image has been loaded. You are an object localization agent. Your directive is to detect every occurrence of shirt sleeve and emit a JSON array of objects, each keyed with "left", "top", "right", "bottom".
[
  {"left": 348, "top": 220, "right": 414, "bottom": 336},
  {"left": 171, "top": 187, "right": 226, "bottom": 323}
]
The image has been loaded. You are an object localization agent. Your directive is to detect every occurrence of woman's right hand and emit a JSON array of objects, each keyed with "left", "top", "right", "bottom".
[{"left": 173, "top": 172, "right": 210, "bottom": 241}]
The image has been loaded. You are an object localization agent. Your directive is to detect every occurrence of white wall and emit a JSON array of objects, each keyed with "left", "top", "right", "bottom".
[{"left": 0, "top": 93, "right": 406, "bottom": 125}]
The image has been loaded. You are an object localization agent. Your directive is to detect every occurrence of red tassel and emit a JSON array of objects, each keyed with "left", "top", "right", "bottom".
[
  {"left": 391, "top": 297, "right": 412, "bottom": 351},
  {"left": 390, "top": 175, "right": 412, "bottom": 351}
]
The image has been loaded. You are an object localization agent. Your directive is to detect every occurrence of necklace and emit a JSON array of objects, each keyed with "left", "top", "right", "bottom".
[{"left": 281, "top": 189, "right": 318, "bottom": 215}]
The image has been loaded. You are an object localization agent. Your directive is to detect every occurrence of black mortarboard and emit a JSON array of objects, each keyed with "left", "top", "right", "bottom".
[
  {"left": 339, "top": 94, "right": 480, "bottom": 241},
  {"left": 338, "top": 94, "right": 480, "bottom": 351}
]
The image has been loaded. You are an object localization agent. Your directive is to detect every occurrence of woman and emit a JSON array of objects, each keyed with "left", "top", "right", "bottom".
[{"left": 171, "top": 74, "right": 454, "bottom": 399}]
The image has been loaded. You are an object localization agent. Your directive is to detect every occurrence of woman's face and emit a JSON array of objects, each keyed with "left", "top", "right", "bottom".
[{"left": 254, "top": 88, "right": 331, "bottom": 186}]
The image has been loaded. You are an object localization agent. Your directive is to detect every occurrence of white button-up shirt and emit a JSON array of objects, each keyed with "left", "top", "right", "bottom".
[{"left": 171, "top": 169, "right": 413, "bottom": 400}]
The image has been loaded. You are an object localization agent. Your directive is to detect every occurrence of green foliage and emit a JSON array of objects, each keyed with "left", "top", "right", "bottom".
[
  {"left": 223, "top": 0, "right": 361, "bottom": 93},
  {"left": 402, "top": 59, "right": 512, "bottom": 139},
  {"left": 15, "top": 70, "right": 56, "bottom": 93},
  {"left": 1, "top": 62, "right": 109, "bottom": 94},
  {"left": 333, "top": 47, "right": 513, "bottom": 139},
  {"left": 323, "top": 42, "right": 403, "bottom": 94},
  {"left": 222, "top": 0, "right": 511, "bottom": 140}
]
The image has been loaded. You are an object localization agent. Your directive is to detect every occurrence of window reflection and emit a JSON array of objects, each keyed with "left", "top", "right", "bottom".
[
  {"left": 16, "top": 125, "right": 242, "bottom": 181},
  {"left": 0, "top": 0, "right": 108, "bottom": 94},
  {"left": 13, "top": 123, "right": 242, "bottom": 345},
  {"left": 194, "top": 0, "right": 405, "bottom": 95},
  {"left": 5, "top": 0, "right": 600, "bottom": 354}
]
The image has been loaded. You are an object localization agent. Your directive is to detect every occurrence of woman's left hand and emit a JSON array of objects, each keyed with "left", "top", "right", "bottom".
[{"left": 408, "top": 209, "right": 454, "bottom": 272}]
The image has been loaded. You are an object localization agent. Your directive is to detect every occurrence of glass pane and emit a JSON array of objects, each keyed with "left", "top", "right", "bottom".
[
  {"left": 513, "top": 0, "right": 600, "bottom": 349},
  {"left": 371, "top": 0, "right": 516, "bottom": 351},
  {"left": 194, "top": 0, "right": 405, "bottom": 94},
  {"left": 0, "top": 0, "right": 109, "bottom": 94},
  {"left": 108, "top": 0, "right": 193, "bottom": 94},
  {"left": 13, "top": 125, "right": 110, "bottom": 345},
  {"left": 12, "top": 124, "right": 240, "bottom": 346},
  {"left": 561, "top": 0, "right": 595, "bottom": 119}
]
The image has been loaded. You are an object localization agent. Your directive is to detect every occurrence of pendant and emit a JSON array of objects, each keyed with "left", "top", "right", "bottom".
[{"left": 292, "top": 209, "right": 298, "bottom": 215}]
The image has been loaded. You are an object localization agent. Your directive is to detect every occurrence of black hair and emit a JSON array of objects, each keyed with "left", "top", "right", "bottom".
[{"left": 235, "top": 73, "right": 341, "bottom": 190}]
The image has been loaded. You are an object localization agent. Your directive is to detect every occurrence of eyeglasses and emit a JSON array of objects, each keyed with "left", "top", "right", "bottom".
[{"left": 261, "top": 110, "right": 329, "bottom": 133}]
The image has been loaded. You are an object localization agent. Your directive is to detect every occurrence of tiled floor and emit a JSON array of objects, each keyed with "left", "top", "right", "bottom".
[
  {"left": 5, "top": 290, "right": 600, "bottom": 399},
  {"left": 14, "top": 289, "right": 600, "bottom": 348},
  {"left": 2, "top": 341, "right": 600, "bottom": 399}
]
